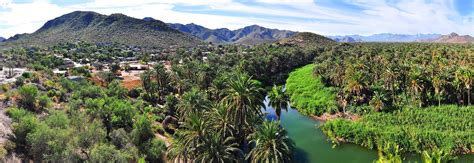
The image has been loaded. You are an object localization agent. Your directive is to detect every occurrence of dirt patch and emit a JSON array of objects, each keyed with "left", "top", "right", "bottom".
[
  {"left": 311, "top": 112, "right": 360, "bottom": 121},
  {"left": 155, "top": 133, "right": 171, "bottom": 147},
  {"left": 122, "top": 78, "right": 142, "bottom": 90},
  {"left": 120, "top": 71, "right": 143, "bottom": 90},
  {"left": 0, "top": 102, "right": 12, "bottom": 144},
  {"left": 122, "top": 80, "right": 141, "bottom": 90},
  {"left": 88, "top": 71, "right": 143, "bottom": 90},
  {"left": 88, "top": 76, "right": 105, "bottom": 87}
]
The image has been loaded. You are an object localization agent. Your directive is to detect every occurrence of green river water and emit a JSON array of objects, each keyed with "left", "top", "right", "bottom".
[{"left": 263, "top": 98, "right": 474, "bottom": 163}]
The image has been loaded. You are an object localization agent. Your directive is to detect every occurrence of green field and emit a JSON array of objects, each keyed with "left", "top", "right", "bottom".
[{"left": 285, "top": 64, "right": 337, "bottom": 116}]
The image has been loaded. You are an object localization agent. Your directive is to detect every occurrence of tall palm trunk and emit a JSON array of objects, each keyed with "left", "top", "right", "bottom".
[
  {"left": 468, "top": 88, "right": 471, "bottom": 105},
  {"left": 276, "top": 108, "right": 281, "bottom": 121}
]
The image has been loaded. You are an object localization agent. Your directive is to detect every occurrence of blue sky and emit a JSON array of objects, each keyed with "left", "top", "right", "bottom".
[{"left": 0, "top": 0, "right": 473, "bottom": 38}]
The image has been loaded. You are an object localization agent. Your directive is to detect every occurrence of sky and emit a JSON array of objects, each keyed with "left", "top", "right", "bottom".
[{"left": 0, "top": 0, "right": 473, "bottom": 38}]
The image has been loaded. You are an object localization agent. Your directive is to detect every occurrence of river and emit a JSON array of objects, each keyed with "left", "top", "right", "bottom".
[{"left": 263, "top": 98, "right": 474, "bottom": 163}]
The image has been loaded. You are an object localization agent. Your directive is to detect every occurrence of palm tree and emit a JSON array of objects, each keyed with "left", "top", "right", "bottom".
[
  {"left": 409, "top": 66, "right": 424, "bottom": 107},
  {"left": 168, "top": 112, "right": 208, "bottom": 162},
  {"left": 268, "top": 85, "right": 289, "bottom": 120},
  {"left": 432, "top": 76, "right": 445, "bottom": 106},
  {"left": 208, "top": 103, "right": 235, "bottom": 138},
  {"left": 369, "top": 92, "right": 386, "bottom": 112},
  {"left": 382, "top": 67, "right": 398, "bottom": 104},
  {"left": 153, "top": 64, "right": 171, "bottom": 102},
  {"left": 195, "top": 134, "right": 244, "bottom": 163},
  {"left": 455, "top": 67, "right": 472, "bottom": 105},
  {"left": 453, "top": 71, "right": 464, "bottom": 105},
  {"left": 169, "top": 70, "right": 180, "bottom": 94},
  {"left": 247, "top": 121, "right": 294, "bottom": 163},
  {"left": 167, "top": 139, "right": 189, "bottom": 163},
  {"left": 344, "top": 70, "right": 366, "bottom": 104},
  {"left": 176, "top": 88, "right": 210, "bottom": 121},
  {"left": 222, "top": 72, "right": 264, "bottom": 139},
  {"left": 141, "top": 70, "right": 157, "bottom": 99},
  {"left": 209, "top": 72, "right": 230, "bottom": 101}
]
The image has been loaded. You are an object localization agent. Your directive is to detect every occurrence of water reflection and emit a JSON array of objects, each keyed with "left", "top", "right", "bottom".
[{"left": 262, "top": 97, "right": 474, "bottom": 163}]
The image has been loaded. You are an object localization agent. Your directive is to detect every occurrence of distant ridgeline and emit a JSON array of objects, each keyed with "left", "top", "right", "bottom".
[
  {"left": 167, "top": 22, "right": 296, "bottom": 45},
  {"left": 0, "top": 11, "right": 202, "bottom": 48},
  {"left": 328, "top": 33, "right": 441, "bottom": 42},
  {"left": 416, "top": 32, "right": 474, "bottom": 43},
  {"left": 329, "top": 33, "right": 474, "bottom": 43}
]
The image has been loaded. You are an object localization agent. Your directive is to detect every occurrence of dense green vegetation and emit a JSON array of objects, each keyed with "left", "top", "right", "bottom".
[
  {"left": 314, "top": 43, "right": 472, "bottom": 111},
  {"left": 5, "top": 80, "right": 166, "bottom": 162},
  {"left": 322, "top": 105, "right": 474, "bottom": 155},
  {"left": 1, "top": 35, "right": 472, "bottom": 162},
  {"left": 311, "top": 43, "right": 473, "bottom": 158},
  {"left": 286, "top": 64, "right": 337, "bottom": 115},
  {"left": 284, "top": 42, "right": 473, "bottom": 160},
  {"left": 0, "top": 38, "right": 331, "bottom": 162}
]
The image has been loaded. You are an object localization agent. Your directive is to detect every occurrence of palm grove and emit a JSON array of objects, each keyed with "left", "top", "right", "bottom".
[
  {"left": 285, "top": 42, "right": 473, "bottom": 162},
  {"left": 0, "top": 41, "right": 323, "bottom": 162}
]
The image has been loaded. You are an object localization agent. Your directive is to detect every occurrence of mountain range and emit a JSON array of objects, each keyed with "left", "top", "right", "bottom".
[
  {"left": 329, "top": 33, "right": 441, "bottom": 42},
  {"left": 331, "top": 36, "right": 362, "bottom": 42},
  {"left": 167, "top": 23, "right": 474, "bottom": 44},
  {"left": 0, "top": 11, "right": 202, "bottom": 48},
  {"left": 417, "top": 32, "right": 474, "bottom": 43},
  {"left": 167, "top": 23, "right": 295, "bottom": 45},
  {"left": 1, "top": 11, "right": 472, "bottom": 48}
]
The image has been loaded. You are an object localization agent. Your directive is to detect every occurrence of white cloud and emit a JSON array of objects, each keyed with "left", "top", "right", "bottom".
[
  {"left": 0, "top": 0, "right": 70, "bottom": 37},
  {"left": 0, "top": 0, "right": 472, "bottom": 38},
  {"left": 350, "top": 0, "right": 473, "bottom": 35}
]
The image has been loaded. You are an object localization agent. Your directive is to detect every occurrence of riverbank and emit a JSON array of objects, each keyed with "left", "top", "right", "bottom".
[
  {"left": 321, "top": 105, "right": 474, "bottom": 155},
  {"left": 284, "top": 63, "right": 474, "bottom": 162},
  {"left": 266, "top": 99, "right": 474, "bottom": 162},
  {"left": 285, "top": 64, "right": 337, "bottom": 116},
  {"left": 285, "top": 64, "right": 359, "bottom": 122}
]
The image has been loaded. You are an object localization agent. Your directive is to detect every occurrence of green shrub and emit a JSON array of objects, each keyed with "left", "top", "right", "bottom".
[
  {"left": 128, "top": 88, "right": 142, "bottom": 98},
  {"left": 0, "top": 84, "right": 9, "bottom": 92},
  {"left": 143, "top": 138, "right": 166, "bottom": 162},
  {"left": 89, "top": 143, "right": 130, "bottom": 162},
  {"left": 152, "top": 123, "right": 165, "bottom": 135},
  {"left": 15, "top": 76, "right": 25, "bottom": 87},
  {"left": 17, "top": 84, "right": 39, "bottom": 111},
  {"left": 0, "top": 146, "right": 6, "bottom": 159},
  {"left": 38, "top": 95, "right": 52, "bottom": 110},
  {"left": 21, "top": 72, "right": 32, "bottom": 79},
  {"left": 110, "top": 129, "right": 131, "bottom": 149},
  {"left": 6, "top": 107, "right": 33, "bottom": 122}
]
